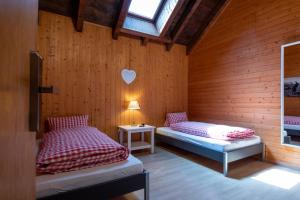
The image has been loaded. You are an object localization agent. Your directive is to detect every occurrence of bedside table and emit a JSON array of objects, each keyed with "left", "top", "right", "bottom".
[{"left": 118, "top": 125, "right": 155, "bottom": 153}]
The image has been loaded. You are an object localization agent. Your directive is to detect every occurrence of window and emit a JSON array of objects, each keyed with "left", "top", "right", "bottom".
[
  {"left": 128, "top": 0, "right": 163, "bottom": 20},
  {"left": 123, "top": 0, "right": 179, "bottom": 37}
]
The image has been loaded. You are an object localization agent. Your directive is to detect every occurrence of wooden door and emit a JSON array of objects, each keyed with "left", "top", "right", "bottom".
[{"left": 0, "top": 0, "right": 38, "bottom": 199}]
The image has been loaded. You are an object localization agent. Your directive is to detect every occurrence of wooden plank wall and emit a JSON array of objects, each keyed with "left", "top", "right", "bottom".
[
  {"left": 0, "top": 0, "right": 38, "bottom": 199},
  {"left": 189, "top": 0, "right": 300, "bottom": 166},
  {"left": 284, "top": 44, "right": 300, "bottom": 116},
  {"left": 38, "top": 11, "right": 188, "bottom": 139}
]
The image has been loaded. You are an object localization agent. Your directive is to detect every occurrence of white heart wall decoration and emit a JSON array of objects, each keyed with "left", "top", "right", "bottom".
[{"left": 121, "top": 69, "right": 136, "bottom": 85}]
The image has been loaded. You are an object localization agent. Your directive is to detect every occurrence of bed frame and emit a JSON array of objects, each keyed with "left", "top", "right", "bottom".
[
  {"left": 285, "top": 128, "right": 300, "bottom": 137},
  {"left": 38, "top": 170, "right": 149, "bottom": 200},
  {"left": 156, "top": 133, "right": 265, "bottom": 177}
]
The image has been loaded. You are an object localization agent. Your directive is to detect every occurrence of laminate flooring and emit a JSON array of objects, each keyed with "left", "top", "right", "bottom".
[{"left": 114, "top": 144, "right": 300, "bottom": 200}]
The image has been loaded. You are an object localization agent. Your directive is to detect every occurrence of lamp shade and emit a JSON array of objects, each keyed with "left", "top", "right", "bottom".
[{"left": 128, "top": 100, "right": 140, "bottom": 110}]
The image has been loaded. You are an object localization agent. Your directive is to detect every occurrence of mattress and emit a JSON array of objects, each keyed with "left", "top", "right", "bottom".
[
  {"left": 285, "top": 124, "right": 300, "bottom": 131},
  {"left": 156, "top": 127, "right": 261, "bottom": 152},
  {"left": 36, "top": 154, "right": 143, "bottom": 198}
]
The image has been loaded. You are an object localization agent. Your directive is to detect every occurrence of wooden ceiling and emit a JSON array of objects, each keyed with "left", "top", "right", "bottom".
[{"left": 39, "top": 0, "right": 227, "bottom": 54}]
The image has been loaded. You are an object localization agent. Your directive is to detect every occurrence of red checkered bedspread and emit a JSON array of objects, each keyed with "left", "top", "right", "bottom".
[
  {"left": 37, "top": 127, "right": 129, "bottom": 174},
  {"left": 284, "top": 116, "right": 300, "bottom": 125},
  {"left": 170, "top": 121, "right": 255, "bottom": 141}
]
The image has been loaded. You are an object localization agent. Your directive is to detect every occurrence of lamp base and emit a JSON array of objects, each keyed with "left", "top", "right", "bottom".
[
  {"left": 131, "top": 122, "right": 138, "bottom": 127},
  {"left": 130, "top": 123, "right": 145, "bottom": 127}
]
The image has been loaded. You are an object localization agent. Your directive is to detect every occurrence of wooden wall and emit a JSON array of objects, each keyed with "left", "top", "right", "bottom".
[
  {"left": 284, "top": 44, "right": 300, "bottom": 116},
  {"left": 38, "top": 11, "right": 188, "bottom": 139},
  {"left": 0, "top": 0, "right": 38, "bottom": 199},
  {"left": 189, "top": 0, "right": 300, "bottom": 166},
  {"left": 285, "top": 44, "right": 300, "bottom": 78}
]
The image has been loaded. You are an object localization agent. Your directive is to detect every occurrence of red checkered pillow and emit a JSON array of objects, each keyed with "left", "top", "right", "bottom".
[
  {"left": 164, "top": 112, "right": 188, "bottom": 127},
  {"left": 48, "top": 115, "right": 88, "bottom": 131}
]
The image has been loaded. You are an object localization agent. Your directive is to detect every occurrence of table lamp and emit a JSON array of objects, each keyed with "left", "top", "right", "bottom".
[{"left": 128, "top": 100, "right": 140, "bottom": 126}]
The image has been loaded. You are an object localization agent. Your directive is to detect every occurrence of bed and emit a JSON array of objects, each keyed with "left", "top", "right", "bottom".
[
  {"left": 284, "top": 124, "right": 300, "bottom": 137},
  {"left": 156, "top": 124, "right": 264, "bottom": 177},
  {"left": 36, "top": 116, "right": 149, "bottom": 200},
  {"left": 284, "top": 116, "right": 300, "bottom": 137},
  {"left": 37, "top": 154, "right": 149, "bottom": 200}
]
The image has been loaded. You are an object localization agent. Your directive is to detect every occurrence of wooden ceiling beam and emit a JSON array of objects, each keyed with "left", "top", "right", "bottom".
[
  {"left": 159, "top": 0, "right": 186, "bottom": 38},
  {"left": 73, "top": 0, "right": 88, "bottom": 32},
  {"left": 167, "top": 0, "right": 202, "bottom": 51},
  {"left": 141, "top": 37, "right": 149, "bottom": 46},
  {"left": 113, "top": 0, "right": 132, "bottom": 40},
  {"left": 186, "top": 0, "right": 227, "bottom": 54},
  {"left": 165, "top": 43, "right": 173, "bottom": 51}
]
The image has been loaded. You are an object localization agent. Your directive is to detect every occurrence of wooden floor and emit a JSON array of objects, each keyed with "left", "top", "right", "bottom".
[{"left": 114, "top": 144, "right": 300, "bottom": 200}]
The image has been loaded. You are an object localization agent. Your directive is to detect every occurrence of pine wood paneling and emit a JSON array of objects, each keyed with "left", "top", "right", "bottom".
[
  {"left": 38, "top": 11, "right": 188, "bottom": 139},
  {"left": 189, "top": 0, "right": 300, "bottom": 166},
  {"left": 285, "top": 98, "right": 300, "bottom": 116},
  {"left": 285, "top": 44, "right": 300, "bottom": 78},
  {"left": 0, "top": 0, "right": 38, "bottom": 199}
]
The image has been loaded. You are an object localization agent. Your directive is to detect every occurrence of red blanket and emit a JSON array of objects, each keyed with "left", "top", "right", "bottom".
[
  {"left": 284, "top": 116, "right": 300, "bottom": 125},
  {"left": 170, "top": 121, "right": 255, "bottom": 141},
  {"left": 37, "top": 127, "right": 129, "bottom": 174}
]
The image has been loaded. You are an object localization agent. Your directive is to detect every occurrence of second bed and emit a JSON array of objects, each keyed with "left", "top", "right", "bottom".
[{"left": 156, "top": 126, "right": 264, "bottom": 176}]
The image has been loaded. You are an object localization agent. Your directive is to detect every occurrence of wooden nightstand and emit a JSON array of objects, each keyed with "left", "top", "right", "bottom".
[{"left": 118, "top": 125, "right": 155, "bottom": 153}]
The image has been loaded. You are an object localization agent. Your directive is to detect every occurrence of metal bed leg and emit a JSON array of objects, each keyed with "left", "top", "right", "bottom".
[
  {"left": 223, "top": 152, "right": 228, "bottom": 177},
  {"left": 144, "top": 172, "right": 149, "bottom": 200}
]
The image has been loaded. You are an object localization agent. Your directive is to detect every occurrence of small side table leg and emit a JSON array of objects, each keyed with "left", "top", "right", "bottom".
[
  {"left": 119, "top": 129, "right": 124, "bottom": 145},
  {"left": 128, "top": 131, "right": 132, "bottom": 153},
  {"left": 141, "top": 131, "right": 144, "bottom": 142},
  {"left": 151, "top": 129, "right": 154, "bottom": 153}
]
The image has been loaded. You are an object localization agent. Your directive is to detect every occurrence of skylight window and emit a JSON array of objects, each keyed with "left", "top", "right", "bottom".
[
  {"left": 128, "top": 0, "right": 163, "bottom": 20},
  {"left": 123, "top": 0, "right": 179, "bottom": 37}
]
